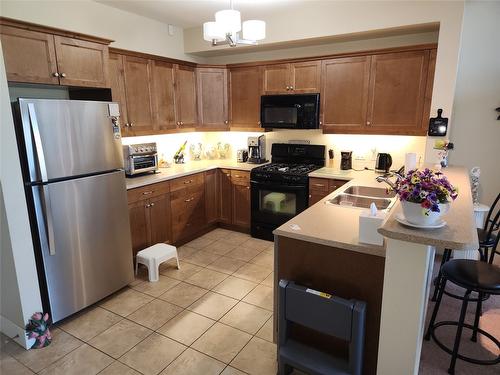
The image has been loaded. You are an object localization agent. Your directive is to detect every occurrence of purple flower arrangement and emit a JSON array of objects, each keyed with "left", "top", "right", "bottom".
[{"left": 393, "top": 168, "right": 458, "bottom": 214}]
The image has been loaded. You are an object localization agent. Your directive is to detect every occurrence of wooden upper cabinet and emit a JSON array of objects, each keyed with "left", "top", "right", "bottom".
[
  {"left": 290, "top": 61, "right": 321, "bottom": 93},
  {"left": 174, "top": 64, "right": 198, "bottom": 128},
  {"left": 366, "top": 50, "right": 430, "bottom": 134},
  {"left": 197, "top": 67, "right": 228, "bottom": 130},
  {"left": 263, "top": 63, "right": 290, "bottom": 94},
  {"left": 321, "top": 56, "right": 371, "bottom": 132},
  {"left": 0, "top": 26, "right": 59, "bottom": 84},
  {"left": 151, "top": 60, "right": 176, "bottom": 131},
  {"left": 229, "top": 66, "right": 262, "bottom": 128},
  {"left": 108, "top": 53, "right": 129, "bottom": 132},
  {"left": 53, "top": 36, "right": 109, "bottom": 87},
  {"left": 122, "top": 55, "right": 155, "bottom": 134}
]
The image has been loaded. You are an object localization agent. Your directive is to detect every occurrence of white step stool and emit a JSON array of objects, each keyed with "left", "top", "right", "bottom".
[{"left": 135, "top": 243, "right": 180, "bottom": 282}]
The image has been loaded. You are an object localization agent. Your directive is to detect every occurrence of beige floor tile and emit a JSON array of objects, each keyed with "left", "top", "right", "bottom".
[
  {"left": 261, "top": 272, "right": 274, "bottom": 287},
  {"left": 100, "top": 288, "right": 154, "bottom": 317},
  {"left": 206, "top": 256, "right": 246, "bottom": 275},
  {"left": 184, "top": 251, "right": 222, "bottom": 267},
  {"left": 256, "top": 316, "right": 274, "bottom": 342},
  {"left": 185, "top": 236, "right": 216, "bottom": 249},
  {"left": 243, "top": 284, "right": 274, "bottom": 311},
  {"left": 226, "top": 246, "right": 263, "bottom": 262},
  {"left": 89, "top": 319, "right": 151, "bottom": 359},
  {"left": 8, "top": 328, "right": 82, "bottom": 372},
  {"left": 224, "top": 232, "right": 251, "bottom": 245},
  {"left": 160, "top": 347, "right": 225, "bottom": 375},
  {"left": 192, "top": 323, "right": 251, "bottom": 364},
  {"left": 233, "top": 263, "right": 273, "bottom": 283},
  {"left": 59, "top": 306, "right": 122, "bottom": 341},
  {"left": 220, "top": 366, "right": 247, "bottom": 375},
  {"left": 158, "top": 282, "right": 208, "bottom": 308},
  {"left": 188, "top": 292, "right": 238, "bottom": 320},
  {"left": 212, "top": 276, "right": 257, "bottom": 300},
  {"left": 250, "top": 251, "right": 274, "bottom": 268},
  {"left": 185, "top": 268, "right": 228, "bottom": 289},
  {"left": 158, "top": 310, "right": 215, "bottom": 346},
  {"left": 203, "top": 240, "right": 238, "bottom": 256},
  {"left": 176, "top": 245, "right": 199, "bottom": 259},
  {"left": 99, "top": 361, "right": 141, "bottom": 375},
  {"left": 203, "top": 228, "right": 233, "bottom": 240},
  {"left": 159, "top": 261, "right": 202, "bottom": 281},
  {"left": 38, "top": 344, "right": 113, "bottom": 375},
  {"left": 119, "top": 333, "right": 186, "bottom": 375},
  {"left": 0, "top": 354, "right": 34, "bottom": 375},
  {"left": 127, "top": 299, "right": 183, "bottom": 330},
  {"left": 131, "top": 275, "right": 180, "bottom": 297},
  {"left": 220, "top": 302, "right": 272, "bottom": 335},
  {"left": 230, "top": 337, "right": 277, "bottom": 375},
  {"left": 241, "top": 237, "right": 273, "bottom": 251}
]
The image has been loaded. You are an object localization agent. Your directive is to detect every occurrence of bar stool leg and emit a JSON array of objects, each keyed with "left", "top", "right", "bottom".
[
  {"left": 425, "top": 278, "right": 447, "bottom": 340},
  {"left": 431, "top": 249, "right": 452, "bottom": 302},
  {"left": 471, "top": 291, "right": 483, "bottom": 342},
  {"left": 448, "top": 290, "right": 472, "bottom": 375}
]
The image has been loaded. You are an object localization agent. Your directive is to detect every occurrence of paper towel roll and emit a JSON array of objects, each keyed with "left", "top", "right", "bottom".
[{"left": 405, "top": 153, "right": 417, "bottom": 172}]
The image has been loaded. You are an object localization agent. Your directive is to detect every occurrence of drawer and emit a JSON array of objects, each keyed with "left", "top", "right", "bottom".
[
  {"left": 127, "top": 181, "right": 170, "bottom": 203},
  {"left": 309, "top": 177, "right": 330, "bottom": 193},
  {"left": 219, "top": 169, "right": 232, "bottom": 178},
  {"left": 231, "top": 170, "right": 250, "bottom": 186},
  {"left": 329, "top": 179, "right": 347, "bottom": 193},
  {"left": 170, "top": 173, "right": 204, "bottom": 192}
]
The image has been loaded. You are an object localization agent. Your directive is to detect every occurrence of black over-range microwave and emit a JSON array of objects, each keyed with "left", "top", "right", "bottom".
[{"left": 260, "top": 93, "right": 320, "bottom": 129}]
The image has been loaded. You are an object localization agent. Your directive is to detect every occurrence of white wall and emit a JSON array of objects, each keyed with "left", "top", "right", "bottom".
[
  {"left": 0, "top": 0, "right": 201, "bottom": 62},
  {"left": 449, "top": 1, "right": 500, "bottom": 206}
]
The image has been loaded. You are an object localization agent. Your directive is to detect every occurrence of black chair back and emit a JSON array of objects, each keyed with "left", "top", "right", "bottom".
[{"left": 484, "top": 193, "right": 500, "bottom": 233}]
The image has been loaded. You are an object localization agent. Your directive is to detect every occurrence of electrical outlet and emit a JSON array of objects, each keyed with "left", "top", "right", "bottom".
[{"left": 355, "top": 155, "right": 366, "bottom": 160}]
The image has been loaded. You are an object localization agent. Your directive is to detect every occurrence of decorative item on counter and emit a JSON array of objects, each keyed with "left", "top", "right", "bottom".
[
  {"left": 190, "top": 143, "right": 203, "bottom": 161},
  {"left": 205, "top": 144, "right": 217, "bottom": 159},
  {"left": 26, "top": 312, "right": 52, "bottom": 349},
  {"left": 217, "top": 142, "right": 230, "bottom": 159},
  {"left": 428, "top": 108, "right": 448, "bottom": 136},
  {"left": 392, "top": 168, "right": 458, "bottom": 226},
  {"left": 359, "top": 202, "right": 386, "bottom": 246},
  {"left": 433, "top": 140, "right": 454, "bottom": 168},
  {"left": 173, "top": 140, "right": 187, "bottom": 164},
  {"left": 158, "top": 153, "right": 170, "bottom": 168},
  {"left": 470, "top": 166, "right": 481, "bottom": 205}
]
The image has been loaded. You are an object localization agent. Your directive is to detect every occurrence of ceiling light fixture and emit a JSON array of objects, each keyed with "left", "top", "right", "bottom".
[{"left": 203, "top": 0, "right": 266, "bottom": 47}]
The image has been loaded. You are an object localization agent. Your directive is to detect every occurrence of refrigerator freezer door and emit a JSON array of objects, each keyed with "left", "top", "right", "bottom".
[
  {"left": 31, "top": 170, "right": 134, "bottom": 322},
  {"left": 18, "top": 99, "right": 123, "bottom": 183}
]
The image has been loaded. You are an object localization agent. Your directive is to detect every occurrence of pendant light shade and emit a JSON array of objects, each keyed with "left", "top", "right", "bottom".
[
  {"left": 215, "top": 9, "right": 241, "bottom": 35},
  {"left": 242, "top": 20, "right": 266, "bottom": 41},
  {"left": 203, "top": 21, "right": 225, "bottom": 42}
]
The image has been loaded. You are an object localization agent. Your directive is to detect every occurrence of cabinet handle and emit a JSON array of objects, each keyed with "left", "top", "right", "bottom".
[
  {"left": 234, "top": 175, "right": 241, "bottom": 178},
  {"left": 52, "top": 72, "right": 60, "bottom": 77},
  {"left": 180, "top": 121, "right": 184, "bottom": 125},
  {"left": 184, "top": 197, "right": 194, "bottom": 202},
  {"left": 313, "top": 183, "right": 325, "bottom": 187},
  {"left": 129, "top": 122, "right": 134, "bottom": 127},
  {"left": 145, "top": 203, "right": 150, "bottom": 208},
  {"left": 290, "top": 86, "right": 294, "bottom": 90},
  {"left": 183, "top": 179, "right": 193, "bottom": 184},
  {"left": 309, "top": 194, "right": 312, "bottom": 198},
  {"left": 246, "top": 186, "right": 250, "bottom": 190},
  {"left": 257, "top": 121, "right": 261, "bottom": 125},
  {"left": 142, "top": 191, "right": 153, "bottom": 195},
  {"left": 366, "top": 121, "right": 371, "bottom": 125},
  {"left": 319, "top": 121, "right": 323, "bottom": 126},
  {"left": 285, "top": 86, "right": 290, "bottom": 91},
  {"left": 60, "top": 73, "right": 66, "bottom": 78},
  {"left": 149, "top": 202, "right": 155, "bottom": 207},
  {"left": 226, "top": 174, "right": 230, "bottom": 177},
  {"left": 224, "top": 120, "right": 229, "bottom": 124}
]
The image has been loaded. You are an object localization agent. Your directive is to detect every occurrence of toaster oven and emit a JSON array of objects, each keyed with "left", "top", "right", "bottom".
[{"left": 123, "top": 143, "right": 159, "bottom": 176}]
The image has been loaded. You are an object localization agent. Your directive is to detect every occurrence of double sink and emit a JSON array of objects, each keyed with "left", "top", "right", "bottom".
[{"left": 327, "top": 185, "right": 397, "bottom": 210}]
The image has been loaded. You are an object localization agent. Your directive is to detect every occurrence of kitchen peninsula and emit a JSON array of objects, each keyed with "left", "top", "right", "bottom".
[{"left": 273, "top": 166, "right": 478, "bottom": 375}]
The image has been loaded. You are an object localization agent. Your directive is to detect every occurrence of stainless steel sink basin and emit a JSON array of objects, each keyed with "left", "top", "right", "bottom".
[
  {"left": 327, "top": 194, "right": 392, "bottom": 210},
  {"left": 343, "top": 186, "right": 396, "bottom": 198}
]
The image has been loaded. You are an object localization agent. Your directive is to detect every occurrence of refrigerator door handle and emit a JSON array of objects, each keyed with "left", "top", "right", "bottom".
[{"left": 28, "top": 103, "right": 56, "bottom": 255}]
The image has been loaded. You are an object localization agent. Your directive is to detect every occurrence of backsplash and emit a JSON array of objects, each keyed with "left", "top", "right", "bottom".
[{"left": 122, "top": 130, "right": 426, "bottom": 170}]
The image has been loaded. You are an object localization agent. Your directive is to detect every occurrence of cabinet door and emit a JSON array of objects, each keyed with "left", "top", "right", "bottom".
[
  {"left": 263, "top": 63, "right": 290, "bottom": 94},
  {"left": 108, "top": 53, "right": 129, "bottom": 133},
  {"left": 290, "top": 61, "right": 321, "bottom": 93},
  {"left": 197, "top": 68, "right": 228, "bottom": 130},
  {"left": 0, "top": 26, "right": 59, "bottom": 84},
  {"left": 205, "top": 170, "right": 218, "bottom": 224},
  {"left": 53, "top": 36, "right": 109, "bottom": 87},
  {"left": 128, "top": 200, "right": 150, "bottom": 257},
  {"left": 151, "top": 60, "right": 176, "bottom": 130},
  {"left": 366, "top": 51, "right": 429, "bottom": 134},
  {"left": 308, "top": 192, "right": 326, "bottom": 206},
  {"left": 123, "top": 56, "right": 155, "bottom": 134},
  {"left": 175, "top": 64, "right": 198, "bottom": 128},
  {"left": 233, "top": 183, "right": 250, "bottom": 228},
  {"left": 321, "top": 56, "right": 371, "bottom": 132},
  {"left": 149, "top": 193, "right": 172, "bottom": 245},
  {"left": 229, "top": 66, "right": 262, "bottom": 129},
  {"left": 219, "top": 169, "right": 233, "bottom": 224}
]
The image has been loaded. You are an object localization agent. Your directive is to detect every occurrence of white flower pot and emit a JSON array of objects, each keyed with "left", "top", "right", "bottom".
[{"left": 401, "top": 201, "right": 449, "bottom": 226}]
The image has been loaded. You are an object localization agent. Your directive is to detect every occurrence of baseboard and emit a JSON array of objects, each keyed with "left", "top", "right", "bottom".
[{"left": 0, "top": 315, "right": 33, "bottom": 350}]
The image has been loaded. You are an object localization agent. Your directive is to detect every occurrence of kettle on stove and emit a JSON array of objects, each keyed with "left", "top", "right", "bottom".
[{"left": 375, "top": 153, "right": 392, "bottom": 173}]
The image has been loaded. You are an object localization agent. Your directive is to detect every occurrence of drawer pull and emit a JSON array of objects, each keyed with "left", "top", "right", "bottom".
[
  {"left": 184, "top": 179, "right": 193, "bottom": 184},
  {"left": 313, "top": 184, "right": 325, "bottom": 187},
  {"left": 149, "top": 202, "right": 155, "bottom": 207},
  {"left": 184, "top": 197, "right": 195, "bottom": 202},
  {"left": 234, "top": 175, "right": 241, "bottom": 178},
  {"left": 142, "top": 191, "right": 153, "bottom": 195}
]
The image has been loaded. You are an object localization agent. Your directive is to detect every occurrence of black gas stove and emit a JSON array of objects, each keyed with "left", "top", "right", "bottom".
[{"left": 250, "top": 143, "right": 325, "bottom": 240}]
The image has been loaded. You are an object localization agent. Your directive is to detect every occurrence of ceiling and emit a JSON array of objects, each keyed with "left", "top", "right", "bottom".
[{"left": 95, "top": 0, "right": 306, "bottom": 28}]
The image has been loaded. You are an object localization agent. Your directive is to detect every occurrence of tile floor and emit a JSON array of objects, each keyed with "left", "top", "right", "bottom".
[{"left": 0, "top": 228, "right": 277, "bottom": 375}]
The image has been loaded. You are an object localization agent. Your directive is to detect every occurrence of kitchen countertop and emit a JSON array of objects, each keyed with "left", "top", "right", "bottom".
[{"left": 125, "top": 160, "right": 266, "bottom": 190}]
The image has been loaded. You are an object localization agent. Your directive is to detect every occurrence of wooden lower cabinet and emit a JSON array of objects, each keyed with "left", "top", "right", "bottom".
[
  {"left": 205, "top": 170, "right": 218, "bottom": 224},
  {"left": 309, "top": 177, "right": 347, "bottom": 206},
  {"left": 218, "top": 169, "right": 233, "bottom": 224},
  {"left": 148, "top": 194, "right": 172, "bottom": 246},
  {"left": 128, "top": 199, "right": 150, "bottom": 256},
  {"left": 230, "top": 170, "right": 251, "bottom": 229}
]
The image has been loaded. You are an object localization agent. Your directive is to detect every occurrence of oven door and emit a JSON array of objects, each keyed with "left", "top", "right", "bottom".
[
  {"left": 129, "top": 154, "right": 158, "bottom": 175},
  {"left": 251, "top": 180, "right": 308, "bottom": 226}
]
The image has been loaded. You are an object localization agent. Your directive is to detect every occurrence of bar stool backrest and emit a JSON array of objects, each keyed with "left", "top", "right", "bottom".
[
  {"left": 484, "top": 193, "right": 500, "bottom": 233},
  {"left": 488, "top": 209, "right": 500, "bottom": 263}
]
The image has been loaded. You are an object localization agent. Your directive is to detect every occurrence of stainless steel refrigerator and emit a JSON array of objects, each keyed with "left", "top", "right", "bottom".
[{"left": 13, "top": 98, "right": 134, "bottom": 323}]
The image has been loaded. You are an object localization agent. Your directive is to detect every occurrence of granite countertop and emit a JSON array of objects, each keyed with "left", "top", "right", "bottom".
[{"left": 125, "top": 160, "right": 266, "bottom": 190}]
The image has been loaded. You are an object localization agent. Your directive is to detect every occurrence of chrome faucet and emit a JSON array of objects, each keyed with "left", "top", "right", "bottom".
[{"left": 376, "top": 171, "right": 403, "bottom": 189}]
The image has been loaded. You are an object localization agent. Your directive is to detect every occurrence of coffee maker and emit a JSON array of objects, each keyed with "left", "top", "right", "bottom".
[
  {"left": 340, "top": 151, "right": 352, "bottom": 170},
  {"left": 248, "top": 135, "right": 267, "bottom": 164}
]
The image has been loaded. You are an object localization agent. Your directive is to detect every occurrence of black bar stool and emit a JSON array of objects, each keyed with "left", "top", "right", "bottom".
[{"left": 424, "top": 259, "right": 500, "bottom": 374}]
